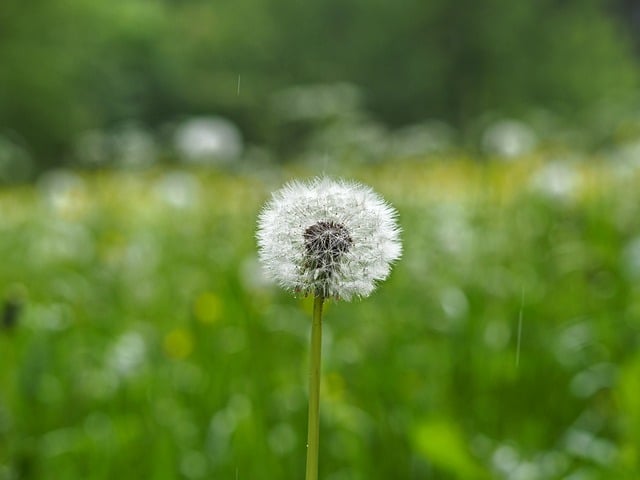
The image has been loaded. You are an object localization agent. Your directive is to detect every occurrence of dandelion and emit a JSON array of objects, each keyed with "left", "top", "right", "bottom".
[
  {"left": 257, "top": 177, "right": 402, "bottom": 300},
  {"left": 256, "top": 177, "right": 402, "bottom": 480}
]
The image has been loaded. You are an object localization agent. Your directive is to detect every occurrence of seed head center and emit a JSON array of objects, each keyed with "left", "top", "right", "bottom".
[{"left": 303, "top": 221, "right": 353, "bottom": 270}]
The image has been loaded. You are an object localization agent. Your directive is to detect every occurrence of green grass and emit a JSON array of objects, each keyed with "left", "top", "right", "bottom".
[{"left": 1, "top": 159, "right": 639, "bottom": 479}]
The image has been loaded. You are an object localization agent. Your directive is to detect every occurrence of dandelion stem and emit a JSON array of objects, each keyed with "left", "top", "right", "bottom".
[{"left": 305, "top": 294, "right": 324, "bottom": 480}]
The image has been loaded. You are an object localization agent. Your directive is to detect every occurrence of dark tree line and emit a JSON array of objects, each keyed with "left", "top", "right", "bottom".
[{"left": 0, "top": 0, "right": 637, "bottom": 171}]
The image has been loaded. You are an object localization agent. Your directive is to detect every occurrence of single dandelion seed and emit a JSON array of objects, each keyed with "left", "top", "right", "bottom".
[{"left": 256, "top": 177, "right": 402, "bottom": 480}]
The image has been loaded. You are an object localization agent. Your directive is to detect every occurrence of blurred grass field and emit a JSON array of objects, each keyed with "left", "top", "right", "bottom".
[{"left": 1, "top": 158, "right": 640, "bottom": 480}]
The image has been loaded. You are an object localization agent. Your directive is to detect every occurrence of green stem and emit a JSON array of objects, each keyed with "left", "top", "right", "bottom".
[{"left": 305, "top": 294, "right": 324, "bottom": 480}]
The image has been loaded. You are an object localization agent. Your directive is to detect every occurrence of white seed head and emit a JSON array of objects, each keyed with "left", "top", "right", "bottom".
[{"left": 256, "top": 177, "right": 402, "bottom": 300}]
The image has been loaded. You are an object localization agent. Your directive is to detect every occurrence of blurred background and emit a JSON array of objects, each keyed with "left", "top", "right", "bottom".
[
  {"left": 3, "top": 0, "right": 640, "bottom": 176},
  {"left": 2, "top": 0, "right": 640, "bottom": 479}
]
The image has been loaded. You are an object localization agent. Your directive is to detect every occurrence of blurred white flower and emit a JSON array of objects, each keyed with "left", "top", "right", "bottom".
[
  {"left": 256, "top": 177, "right": 402, "bottom": 300},
  {"left": 38, "top": 169, "right": 87, "bottom": 216},
  {"left": 112, "top": 124, "right": 157, "bottom": 168},
  {"left": 482, "top": 119, "right": 537, "bottom": 159},
  {"left": 154, "top": 171, "right": 200, "bottom": 208},
  {"left": 107, "top": 331, "right": 147, "bottom": 378},
  {"left": 174, "top": 116, "right": 243, "bottom": 164},
  {"left": 530, "top": 160, "right": 580, "bottom": 199}
]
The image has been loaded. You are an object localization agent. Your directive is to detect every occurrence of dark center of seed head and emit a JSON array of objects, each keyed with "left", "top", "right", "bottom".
[{"left": 303, "top": 221, "right": 353, "bottom": 270}]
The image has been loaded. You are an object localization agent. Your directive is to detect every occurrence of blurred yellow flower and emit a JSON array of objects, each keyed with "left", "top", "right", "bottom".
[
  {"left": 193, "top": 291, "right": 222, "bottom": 324},
  {"left": 164, "top": 328, "right": 193, "bottom": 359}
]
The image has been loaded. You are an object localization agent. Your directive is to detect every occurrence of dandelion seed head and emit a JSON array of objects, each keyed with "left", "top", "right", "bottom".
[{"left": 256, "top": 177, "right": 402, "bottom": 300}]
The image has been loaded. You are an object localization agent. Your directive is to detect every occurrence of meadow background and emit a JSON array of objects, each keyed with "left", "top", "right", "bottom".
[{"left": 3, "top": 1, "right": 640, "bottom": 479}]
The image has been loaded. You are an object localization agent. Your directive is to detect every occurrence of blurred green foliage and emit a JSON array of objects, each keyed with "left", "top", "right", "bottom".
[
  {"left": 1, "top": 159, "right": 639, "bottom": 479},
  {"left": 0, "top": 0, "right": 638, "bottom": 171}
]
